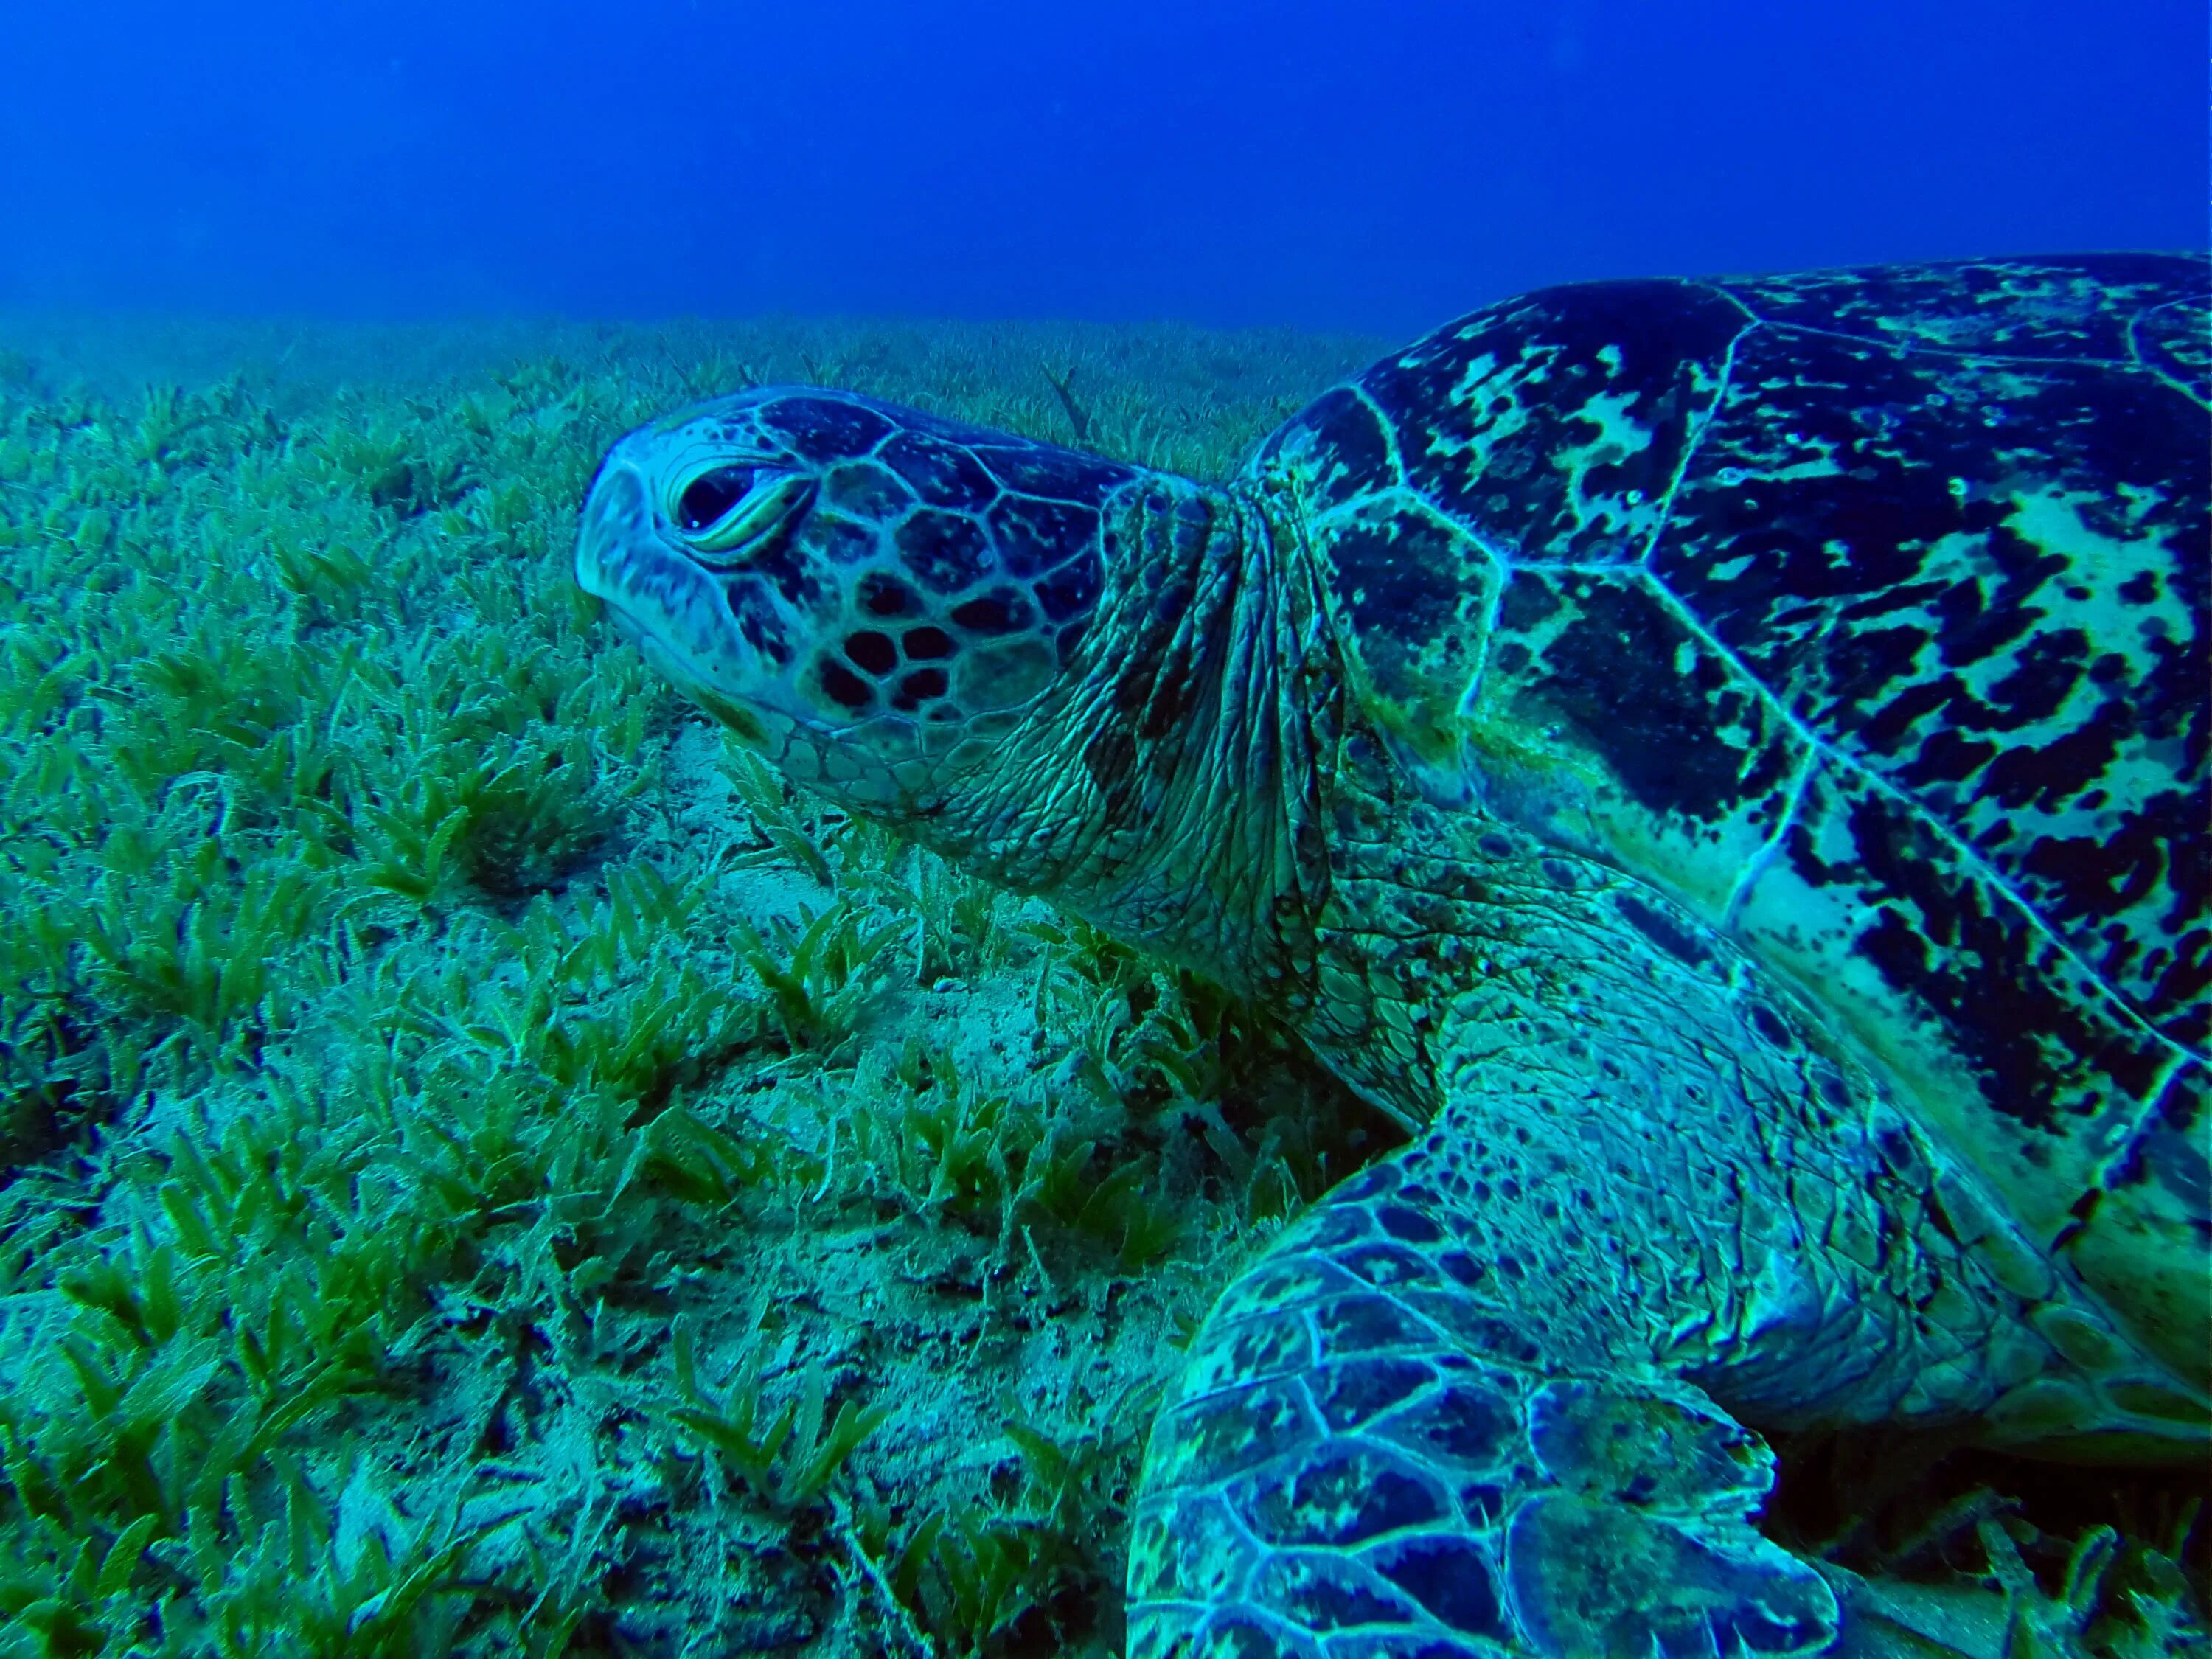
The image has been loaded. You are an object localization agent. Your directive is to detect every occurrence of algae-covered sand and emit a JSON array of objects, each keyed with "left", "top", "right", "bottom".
[
  {"left": 0, "top": 311, "right": 1399, "bottom": 1658},
  {"left": 0, "top": 313, "right": 2199, "bottom": 1658}
]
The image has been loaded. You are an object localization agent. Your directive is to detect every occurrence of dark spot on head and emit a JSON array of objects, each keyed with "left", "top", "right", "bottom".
[
  {"left": 759, "top": 394, "right": 892, "bottom": 461},
  {"left": 844, "top": 630, "right": 897, "bottom": 676},
  {"left": 950, "top": 587, "right": 1034, "bottom": 634},
  {"left": 1035, "top": 553, "right": 1102, "bottom": 622},
  {"left": 729, "top": 584, "right": 792, "bottom": 665},
  {"left": 817, "top": 659, "right": 873, "bottom": 711},
  {"left": 822, "top": 461, "right": 910, "bottom": 520},
  {"left": 987, "top": 494, "right": 1099, "bottom": 577},
  {"left": 813, "top": 515, "right": 877, "bottom": 565},
  {"left": 858, "top": 572, "right": 917, "bottom": 616},
  {"left": 1478, "top": 832, "right": 1516, "bottom": 860},
  {"left": 880, "top": 430, "right": 998, "bottom": 509},
  {"left": 890, "top": 667, "right": 949, "bottom": 711},
  {"left": 973, "top": 444, "right": 1135, "bottom": 503},
  {"left": 903, "top": 626, "right": 956, "bottom": 661},
  {"left": 895, "top": 510, "right": 992, "bottom": 592}
]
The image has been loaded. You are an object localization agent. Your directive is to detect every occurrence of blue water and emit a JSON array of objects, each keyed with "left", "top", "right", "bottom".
[{"left": 1, "top": 0, "right": 2205, "bottom": 334}]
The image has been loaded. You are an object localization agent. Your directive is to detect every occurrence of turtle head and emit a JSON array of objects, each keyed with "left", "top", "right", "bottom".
[{"left": 577, "top": 387, "right": 1140, "bottom": 815}]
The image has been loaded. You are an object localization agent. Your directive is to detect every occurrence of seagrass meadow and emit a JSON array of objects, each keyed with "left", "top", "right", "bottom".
[{"left": 0, "top": 313, "right": 2200, "bottom": 1659}]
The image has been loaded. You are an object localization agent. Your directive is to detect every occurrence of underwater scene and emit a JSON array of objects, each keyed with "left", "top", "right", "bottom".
[{"left": 0, "top": 4, "right": 2206, "bottom": 1658}]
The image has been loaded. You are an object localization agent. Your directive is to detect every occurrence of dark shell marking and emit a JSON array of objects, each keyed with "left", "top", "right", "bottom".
[{"left": 1258, "top": 254, "right": 2210, "bottom": 1381}]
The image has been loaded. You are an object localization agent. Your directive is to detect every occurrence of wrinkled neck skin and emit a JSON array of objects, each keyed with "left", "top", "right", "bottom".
[
  {"left": 883, "top": 462, "right": 2153, "bottom": 1435},
  {"left": 917, "top": 472, "right": 1336, "bottom": 1003}
]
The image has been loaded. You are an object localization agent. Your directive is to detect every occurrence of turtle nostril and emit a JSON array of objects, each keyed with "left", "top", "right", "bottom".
[{"left": 676, "top": 465, "right": 758, "bottom": 532}]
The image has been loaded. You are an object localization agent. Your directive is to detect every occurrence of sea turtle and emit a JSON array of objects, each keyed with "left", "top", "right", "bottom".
[{"left": 574, "top": 253, "right": 2209, "bottom": 1658}]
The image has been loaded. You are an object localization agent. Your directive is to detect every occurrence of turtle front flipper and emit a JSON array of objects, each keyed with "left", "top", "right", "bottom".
[{"left": 1127, "top": 1138, "right": 1842, "bottom": 1659}]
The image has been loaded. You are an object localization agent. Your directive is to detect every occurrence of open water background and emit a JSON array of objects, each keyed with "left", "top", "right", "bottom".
[{"left": 1, "top": 0, "right": 2205, "bottom": 334}]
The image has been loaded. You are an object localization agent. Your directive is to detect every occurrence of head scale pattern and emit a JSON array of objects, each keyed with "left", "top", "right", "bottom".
[{"left": 577, "top": 387, "right": 1142, "bottom": 802}]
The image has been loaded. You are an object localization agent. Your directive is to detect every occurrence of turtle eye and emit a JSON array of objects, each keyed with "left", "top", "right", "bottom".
[
  {"left": 675, "top": 465, "right": 759, "bottom": 533},
  {"left": 669, "top": 465, "right": 819, "bottom": 558}
]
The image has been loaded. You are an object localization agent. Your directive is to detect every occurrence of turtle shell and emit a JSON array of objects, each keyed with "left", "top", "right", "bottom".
[{"left": 1254, "top": 254, "right": 2210, "bottom": 1403}]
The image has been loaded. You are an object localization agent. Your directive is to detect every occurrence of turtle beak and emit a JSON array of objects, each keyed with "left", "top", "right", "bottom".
[
  {"left": 575, "top": 459, "right": 732, "bottom": 687},
  {"left": 574, "top": 456, "right": 647, "bottom": 610}
]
